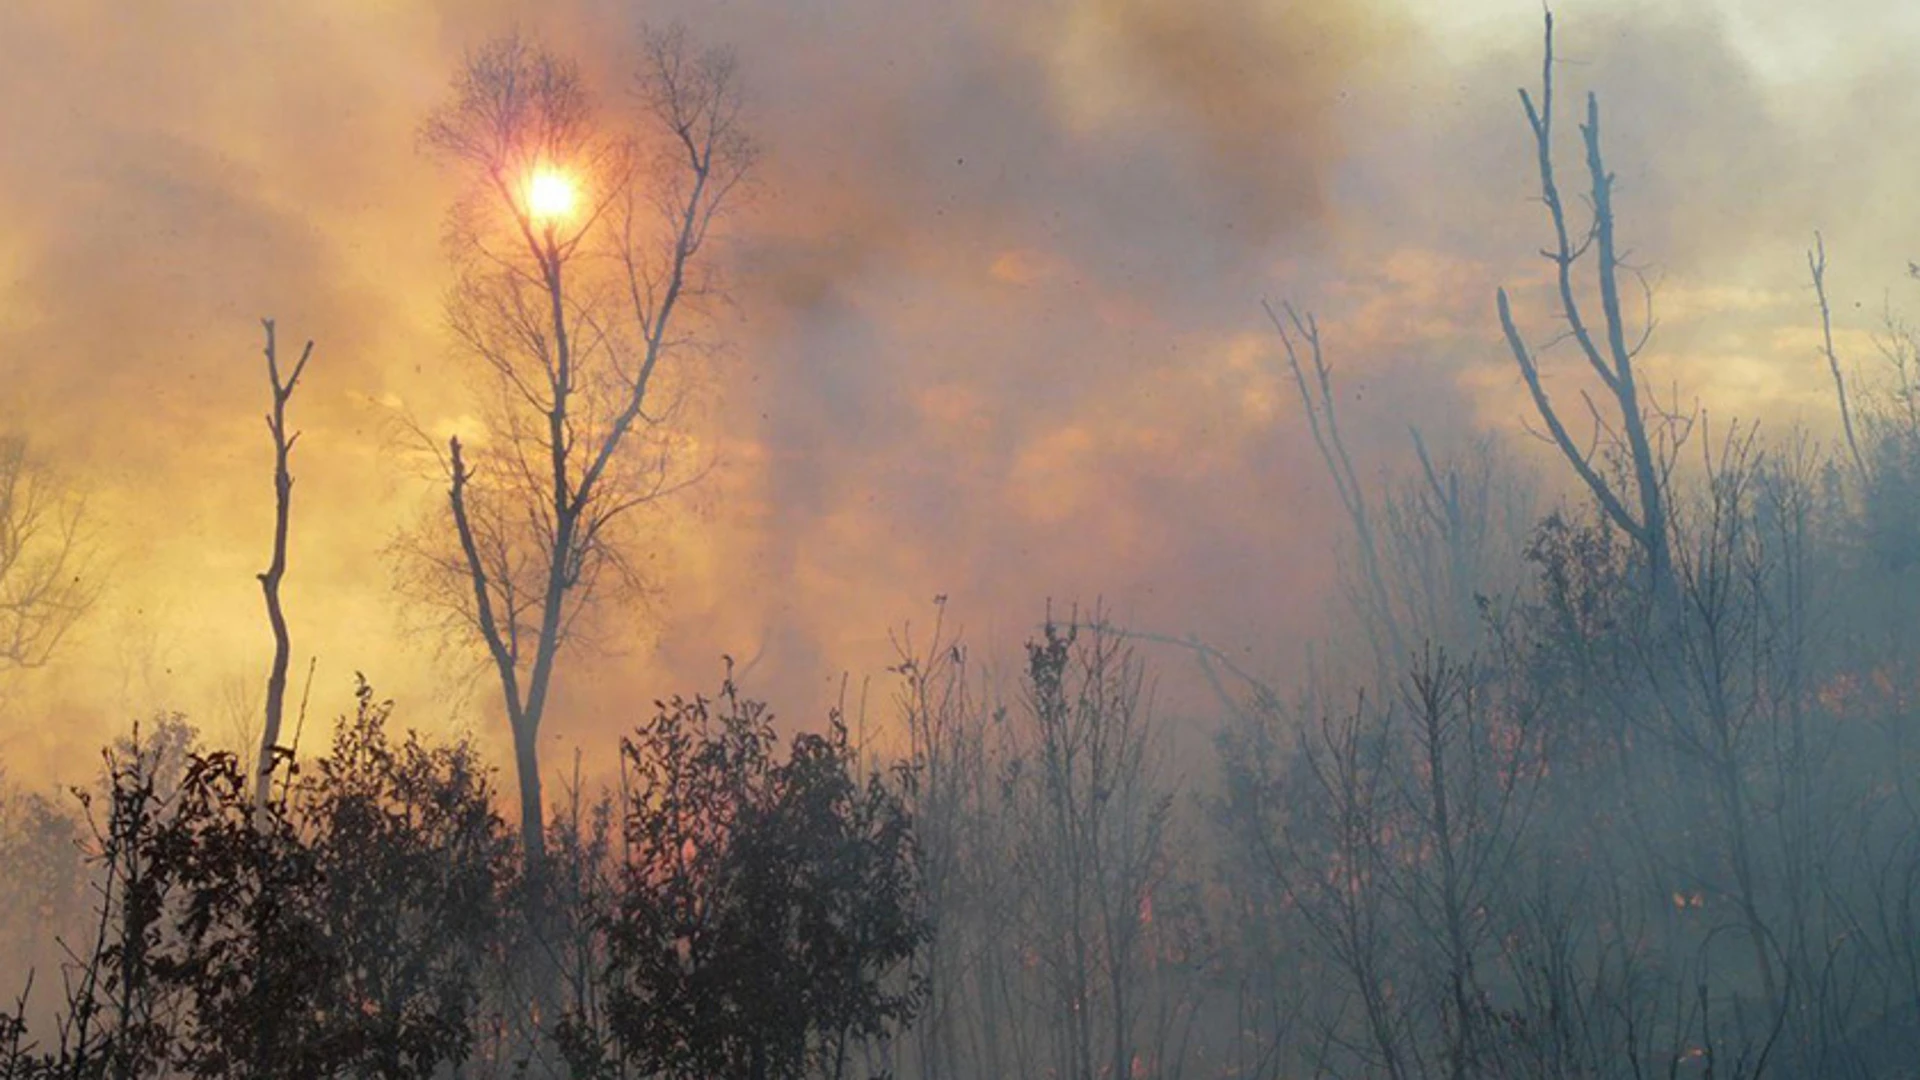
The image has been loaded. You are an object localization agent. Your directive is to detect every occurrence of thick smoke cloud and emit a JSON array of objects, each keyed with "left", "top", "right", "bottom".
[{"left": 0, "top": 0, "right": 1913, "bottom": 781}]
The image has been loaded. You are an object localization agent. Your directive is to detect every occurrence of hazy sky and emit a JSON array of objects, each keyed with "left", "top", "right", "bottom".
[{"left": 1, "top": 0, "right": 1915, "bottom": 781}]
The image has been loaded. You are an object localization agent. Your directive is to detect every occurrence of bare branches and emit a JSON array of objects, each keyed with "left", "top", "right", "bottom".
[
  {"left": 0, "top": 438, "right": 94, "bottom": 671},
  {"left": 408, "top": 25, "right": 753, "bottom": 881},
  {"left": 1060, "top": 616, "right": 1279, "bottom": 726},
  {"left": 1517, "top": 12, "right": 1616, "bottom": 399},
  {"left": 1808, "top": 233, "right": 1867, "bottom": 484},
  {"left": 253, "top": 319, "right": 312, "bottom": 812},
  {"left": 1498, "top": 12, "right": 1676, "bottom": 602},
  {"left": 1265, "top": 299, "right": 1405, "bottom": 685},
  {"left": 1389, "top": 433, "right": 1536, "bottom": 652},
  {"left": 446, "top": 442, "right": 528, "bottom": 725},
  {"left": 1499, "top": 288, "right": 1644, "bottom": 545}
]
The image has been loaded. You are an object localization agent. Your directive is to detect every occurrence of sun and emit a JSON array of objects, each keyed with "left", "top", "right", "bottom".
[{"left": 525, "top": 168, "right": 578, "bottom": 222}]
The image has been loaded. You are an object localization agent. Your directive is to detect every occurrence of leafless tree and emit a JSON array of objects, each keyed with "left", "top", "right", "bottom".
[
  {"left": 1266, "top": 300, "right": 1403, "bottom": 689},
  {"left": 1808, "top": 234, "right": 1867, "bottom": 484},
  {"left": 1496, "top": 11, "right": 1687, "bottom": 605},
  {"left": 889, "top": 603, "right": 981, "bottom": 1080},
  {"left": 887, "top": 606, "right": 1061, "bottom": 1080},
  {"left": 410, "top": 27, "right": 754, "bottom": 880},
  {"left": 1002, "top": 614, "right": 1185, "bottom": 1080},
  {"left": 1265, "top": 302, "right": 1535, "bottom": 690},
  {"left": 1384, "top": 652, "right": 1543, "bottom": 1080},
  {"left": 1270, "top": 695, "right": 1412, "bottom": 1080},
  {"left": 252, "top": 319, "right": 311, "bottom": 812},
  {"left": 1382, "top": 436, "right": 1537, "bottom": 656},
  {"left": 0, "top": 437, "right": 94, "bottom": 671}
]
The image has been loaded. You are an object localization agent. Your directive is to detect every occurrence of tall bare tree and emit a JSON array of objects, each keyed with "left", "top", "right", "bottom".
[
  {"left": 413, "top": 28, "right": 753, "bottom": 879},
  {"left": 1496, "top": 12, "right": 1686, "bottom": 603},
  {"left": 1808, "top": 233, "right": 1867, "bottom": 484},
  {"left": 253, "top": 319, "right": 311, "bottom": 812}
]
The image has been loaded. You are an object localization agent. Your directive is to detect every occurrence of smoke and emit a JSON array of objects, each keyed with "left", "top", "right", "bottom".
[{"left": 0, "top": 0, "right": 1915, "bottom": 782}]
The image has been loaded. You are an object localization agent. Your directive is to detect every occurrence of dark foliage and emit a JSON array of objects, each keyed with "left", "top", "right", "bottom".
[
  {"left": 558, "top": 676, "right": 928, "bottom": 1080},
  {"left": 1, "top": 684, "right": 509, "bottom": 1080}
]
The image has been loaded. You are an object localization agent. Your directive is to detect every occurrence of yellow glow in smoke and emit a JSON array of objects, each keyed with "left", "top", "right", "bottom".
[{"left": 526, "top": 168, "right": 577, "bottom": 222}]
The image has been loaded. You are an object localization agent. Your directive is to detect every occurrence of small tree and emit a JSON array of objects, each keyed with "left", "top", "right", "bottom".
[
  {"left": 0, "top": 693, "right": 507, "bottom": 1080},
  {"left": 150, "top": 750, "right": 336, "bottom": 1080},
  {"left": 561, "top": 675, "right": 927, "bottom": 1080},
  {"left": 300, "top": 681, "right": 510, "bottom": 1079},
  {"left": 1003, "top": 616, "right": 1182, "bottom": 1080}
]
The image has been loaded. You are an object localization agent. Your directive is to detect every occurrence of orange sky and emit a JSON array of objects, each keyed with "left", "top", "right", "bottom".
[{"left": 1, "top": 0, "right": 1916, "bottom": 787}]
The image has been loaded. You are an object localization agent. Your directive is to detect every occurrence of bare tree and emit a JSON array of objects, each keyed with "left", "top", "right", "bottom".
[
  {"left": 412, "top": 28, "right": 753, "bottom": 880},
  {"left": 1265, "top": 303, "right": 1534, "bottom": 689},
  {"left": 253, "top": 320, "right": 311, "bottom": 812},
  {"left": 1381, "top": 436, "right": 1537, "bottom": 655},
  {"left": 889, "top": 603, "right": 980, "bottom": 1080},
  {"left": 1266, "top": 300, "right": 1403, "bottom": 688},
  {"left": 1265, "top": 695, "right": 1411, "bottom": 1080},
  {"left": 1808, "top": 234, "right": 1867, "bottom": 484},
  {"left": 1496, "top": 12, "right": 1686, "bottom": 604},
  {"left": 1003, "top": 614, "right": 1183, "bottom": 1080},
  {"left": 0, "top": 437, "right": 94, "bottom": 671}
]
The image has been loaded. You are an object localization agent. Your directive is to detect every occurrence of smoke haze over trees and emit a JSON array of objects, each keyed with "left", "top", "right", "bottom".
[{"left": 7, "top": 1, "right": 1920, "bottom": 1077}]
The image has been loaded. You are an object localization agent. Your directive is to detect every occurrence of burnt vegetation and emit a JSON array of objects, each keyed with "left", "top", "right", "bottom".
[{"left": 9, "top": 10, "right": 1920, "bottom": 1080}]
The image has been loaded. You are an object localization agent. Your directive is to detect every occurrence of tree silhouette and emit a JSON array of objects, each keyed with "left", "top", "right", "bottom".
[
  {"left": 560, "top": 675, "right": 928, "bottom": 1080},
  {"left": 408, "top": 27, "right": 753, "bottom": 885}
]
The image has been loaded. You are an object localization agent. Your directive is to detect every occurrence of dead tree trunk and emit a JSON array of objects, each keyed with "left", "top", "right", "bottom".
[{"left": 253, "top": 319, "right": 311, "bottom": 812}]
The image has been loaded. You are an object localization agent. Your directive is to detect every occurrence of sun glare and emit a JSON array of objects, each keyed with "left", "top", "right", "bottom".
[{"left": 526, "top": 168, "right": 578, "bottom": 222}]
